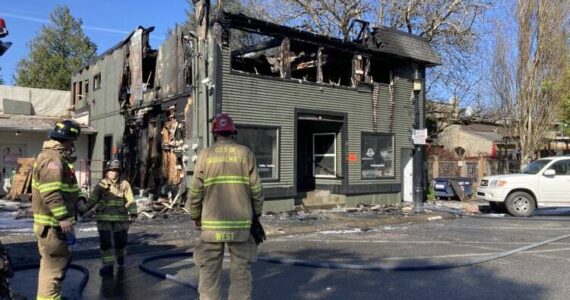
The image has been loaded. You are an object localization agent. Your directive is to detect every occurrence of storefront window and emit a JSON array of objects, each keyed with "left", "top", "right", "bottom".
[
  {"left": 361, "top": 133, "right": 394, "bottom": 179},
  {"left": 236, "top": 125, "right": 279, "bottom": 180}
]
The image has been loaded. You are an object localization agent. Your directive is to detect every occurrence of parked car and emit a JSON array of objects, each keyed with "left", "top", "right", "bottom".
[{"left": 476, "top": 156, "right": 570, "bottom": 217}]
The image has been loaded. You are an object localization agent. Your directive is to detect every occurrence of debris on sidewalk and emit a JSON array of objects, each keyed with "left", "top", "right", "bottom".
[
  {"left": 462, "top": 203, "right": 480, "bottom": 214},
  {"left": 428, "top": 216, "right": 443, "bottom": 221}
]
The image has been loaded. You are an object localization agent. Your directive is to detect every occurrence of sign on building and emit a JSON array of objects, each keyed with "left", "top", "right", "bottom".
[{"left": 412, "top": 129, "right": 428, "bottom": 145}]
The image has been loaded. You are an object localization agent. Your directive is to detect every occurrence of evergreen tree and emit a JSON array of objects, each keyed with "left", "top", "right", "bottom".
[{"left": 14, "top": 6, "right": 96, "bottom": 90}]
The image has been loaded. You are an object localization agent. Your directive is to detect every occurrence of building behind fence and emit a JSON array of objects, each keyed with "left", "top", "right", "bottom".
[{"left": 428, "top": 156, "right": 521, "bottom": 190}]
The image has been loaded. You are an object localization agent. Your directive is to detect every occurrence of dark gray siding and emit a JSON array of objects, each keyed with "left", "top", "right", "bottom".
[{"left": 221, "top": 50, "right": 423, "bottom": 191}]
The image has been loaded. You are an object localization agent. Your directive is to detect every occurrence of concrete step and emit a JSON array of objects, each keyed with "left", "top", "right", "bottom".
[{"left": 302, "top": 190, "right": 346, "bottom": 208}]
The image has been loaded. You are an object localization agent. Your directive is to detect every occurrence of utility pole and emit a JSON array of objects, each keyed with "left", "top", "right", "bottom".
[{"left": 412, "top": 66, "right": 425, "bottom": 213}]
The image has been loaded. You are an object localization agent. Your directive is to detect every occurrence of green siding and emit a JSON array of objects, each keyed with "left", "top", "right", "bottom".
[
  {"left": 221, "top": 50, "right": 422, "bottom": 191},
  {"left": 71, "top": 47, "right": 127, "bottom": 177}
]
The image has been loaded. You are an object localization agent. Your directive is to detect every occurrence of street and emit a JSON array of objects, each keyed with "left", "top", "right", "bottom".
[{"left": 7, "top": 206, "right": 570, "bottom": 299}]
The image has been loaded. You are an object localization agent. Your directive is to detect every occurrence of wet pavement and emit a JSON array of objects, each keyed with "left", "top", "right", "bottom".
[{"left": 5, "top": 201, "right": 570, "bottom": 299}]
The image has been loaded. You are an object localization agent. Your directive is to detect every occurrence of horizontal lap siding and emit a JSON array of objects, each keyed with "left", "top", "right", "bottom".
[{"left": 221, "top": 50, "right": 418, "bottom": 190}]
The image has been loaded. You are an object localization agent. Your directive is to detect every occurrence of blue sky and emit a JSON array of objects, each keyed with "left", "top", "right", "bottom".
[{"left": 0, "top": 0, "right": 190, "bottom": 85}]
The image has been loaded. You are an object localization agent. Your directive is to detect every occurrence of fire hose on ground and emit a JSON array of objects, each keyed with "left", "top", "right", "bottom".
[
  {"left": 137, "top": 232, "right": 570, "bottom": 289},
  {"left": 10, "top": 205, "right": 570, "bottom": 297},
  {"left": 11, "top": 263, "right": 89, "bottom": 300}
]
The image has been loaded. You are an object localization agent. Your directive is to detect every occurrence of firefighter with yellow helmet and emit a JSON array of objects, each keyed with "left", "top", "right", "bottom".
[
  {"left": 79, "top": 159, "right": 137, "bottom": 276},
  {"left": 190, "top": 113, "right": 264, "bottom": 300},
  {"left": 32, "top": 120, "right": 81, "bottom": 300}
]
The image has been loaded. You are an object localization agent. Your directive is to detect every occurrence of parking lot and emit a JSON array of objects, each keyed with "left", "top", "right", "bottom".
[{"left": 9, "top": 206, "right": 570, "bottom": 299}]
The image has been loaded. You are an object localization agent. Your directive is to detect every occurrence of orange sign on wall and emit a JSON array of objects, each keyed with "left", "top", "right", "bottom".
[{"left": 347, "top": 153, "right": 357, "bottom": 163}]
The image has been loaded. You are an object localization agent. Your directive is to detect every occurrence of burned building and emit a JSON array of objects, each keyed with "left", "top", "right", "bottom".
[{"left": 70, "top": 11, "right": 440, "bottom": 211}]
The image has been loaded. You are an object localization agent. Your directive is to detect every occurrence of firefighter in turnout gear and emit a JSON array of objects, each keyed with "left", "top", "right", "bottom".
[
  {"left": 0, "top": 240, "right": 15, "bottom": 300},
  {"left": 190, "top": 113, "right": 264, "bottom": 300},
  {"left": 79, "top": 159, "right": 137, "bottom": 276},
  {"left": 32, "top": 120, "right": 81, "bottom": 300}
]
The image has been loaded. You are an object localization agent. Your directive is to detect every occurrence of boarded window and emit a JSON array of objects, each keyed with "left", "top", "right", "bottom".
[
  {"left": 361, "top": 133, "right": 394, "bottom": 178},
  {"left": 236, "top": 125, "right": 279, "bottom": 180}
]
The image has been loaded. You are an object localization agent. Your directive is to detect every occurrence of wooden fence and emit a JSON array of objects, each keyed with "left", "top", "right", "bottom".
[{"left": 428, "top": 157, "right": 521, "bottom": 189}]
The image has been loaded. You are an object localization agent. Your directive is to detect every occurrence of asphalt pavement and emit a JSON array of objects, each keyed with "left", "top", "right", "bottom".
[{"left": 7, "top": 205, "right": 570, "bottom": 300}]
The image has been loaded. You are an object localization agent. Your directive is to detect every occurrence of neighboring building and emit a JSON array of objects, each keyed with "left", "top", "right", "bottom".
[
  {"left": 438, "top": 123, "right": 510, "bottom": 158},
  {"left": 70, "top": 11, "right": 440, "bottom": 211},
  {"left": 0, "top": 85, "right": 94, "bottom": 196}
]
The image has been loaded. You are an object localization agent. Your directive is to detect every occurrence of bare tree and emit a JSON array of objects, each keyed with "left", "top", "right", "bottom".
[
  {"left": 274, "top": 0, "right": 375, "bottom": 41},
  {"left": 258, "top": 0, "right": 493, "bottom": 127},
  {"left": 191, "top": 0, "right": 494, "bottom": 131},
  {"left": 492, "top": 0, "right": 569, "bottom": 165},
  {"left": 376, "top": 0, "right": 492, "bottom": 109}
]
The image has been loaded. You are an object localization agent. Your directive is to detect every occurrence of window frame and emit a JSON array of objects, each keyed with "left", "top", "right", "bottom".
[
  {"left": 103, "top": 134, "right": 113, "bottom": 166},
  {"left": 235, "top": 124, "right": 281, "bottom": 182},
  {"left": 93, "top": 73, "right": 102, "bottom": 90},
  {"left": 313, "top": 132, "right": 337, "bottom": 178},
  {"left": 360, "top": 132, "right": 395, "bottom": 180},
  {"left": 547, "top": 159, "right": 570, "bottom": 176}
]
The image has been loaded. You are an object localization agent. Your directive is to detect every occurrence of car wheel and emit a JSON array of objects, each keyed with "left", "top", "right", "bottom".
[
  {"left": 505, "top": 191, "right": 536, "bottom": 217},
  {"left": 489, "top": 201, "right": 507, "bottom": 213}
]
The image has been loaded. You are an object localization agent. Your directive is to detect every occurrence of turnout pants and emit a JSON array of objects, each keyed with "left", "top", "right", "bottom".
[
  {"left": 35, "top": 226, "right": 71, "bottom": 300},
  {"left": 194, "top": 236, "right": 257, "bottom": 300},
  {"left": 97, "top": 222, "right": 129, "bottom": 266}
]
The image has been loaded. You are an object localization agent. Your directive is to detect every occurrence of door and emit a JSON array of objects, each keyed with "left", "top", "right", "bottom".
[
  {"left": 539, "top": 159, "right": 570, "bottom": 205},
  {"left": 401, "top": 149, "right": 413, "bottom": 202}
]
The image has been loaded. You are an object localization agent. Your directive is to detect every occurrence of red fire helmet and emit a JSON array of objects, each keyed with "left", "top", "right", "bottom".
[{"left": 211, "top": 113, "right": 238, "bottom": 134}]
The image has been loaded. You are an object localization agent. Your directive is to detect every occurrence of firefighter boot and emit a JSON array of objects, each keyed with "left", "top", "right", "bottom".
[
  {"left": 117, "top": 256, "right": 124, "bottom": 267},
  {"left": 99, "top": 265, "right": 113, "bottom": 276}
]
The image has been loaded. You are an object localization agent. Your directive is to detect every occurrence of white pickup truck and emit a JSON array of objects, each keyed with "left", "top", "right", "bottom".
[{"left": 476, "top": 156, "right": 570, "bottom": 217}]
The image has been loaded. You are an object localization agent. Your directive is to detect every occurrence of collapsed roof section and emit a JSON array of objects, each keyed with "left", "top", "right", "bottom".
[{"left": 220, "top": 12, "right": 442, "bottom": 67}]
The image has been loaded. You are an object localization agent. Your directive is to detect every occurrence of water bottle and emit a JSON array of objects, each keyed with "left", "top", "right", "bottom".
[{"left": 66, "top": 228, "right": 77, "bottom": 248}]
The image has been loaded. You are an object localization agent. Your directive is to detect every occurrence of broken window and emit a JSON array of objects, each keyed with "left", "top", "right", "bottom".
[
  {"left": 289, "top": 41, "right": 318, "bottom": 82},
  {"left": 361, "top": 132, "right": 394, "bottom": 179},
  {"left": 77, "top": 82, "right": 83, "bottom": 103},
  {"left": 236, "top": 125, "right": 279, "bottom": 180},
  {"left": 320, "top": 48, "right": 353, "bottom": 87},
  {"left": 93, "top": 73, "right": 101, "bottom": 90},
  {"left": 84, "top": 80, "right": 89, "bottom": 100},
  {"left": 143, "top": 50, "right": 157, "bottom": 90},
  {"left": 104, "top": 135, "right": 113, "bottom": 165},
  {"left": 313, "top": 133, "right": 337, "bottom": 178},
  {"left": 369, "top": 58, "right": 392, "bottom": 84},
  {"left": 72, "top": 82, "right": 77, "bottom": 106},
  {"left": 230, "top": 29, "right": 282, "bottom": 77}
]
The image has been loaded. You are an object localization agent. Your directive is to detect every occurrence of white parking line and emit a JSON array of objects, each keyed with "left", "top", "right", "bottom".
[
  {"left": 269, "top": 239, "right": 570, "bottom": 246},
  {"left": 446, "top": 226, "right": 570, "bottom": 230}
]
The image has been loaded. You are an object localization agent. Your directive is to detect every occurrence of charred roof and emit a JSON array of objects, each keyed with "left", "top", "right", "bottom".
[{"left": 219, "top": 12, "right": 441, "bottom": 67}]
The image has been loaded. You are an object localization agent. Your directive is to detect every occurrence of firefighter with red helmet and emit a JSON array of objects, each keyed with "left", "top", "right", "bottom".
[
  {"left": 190, "top": 113, "right": 264, "bottom": 300},
  {"left": 32, "top": 120, "right": 81, "bottom": 300}
]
